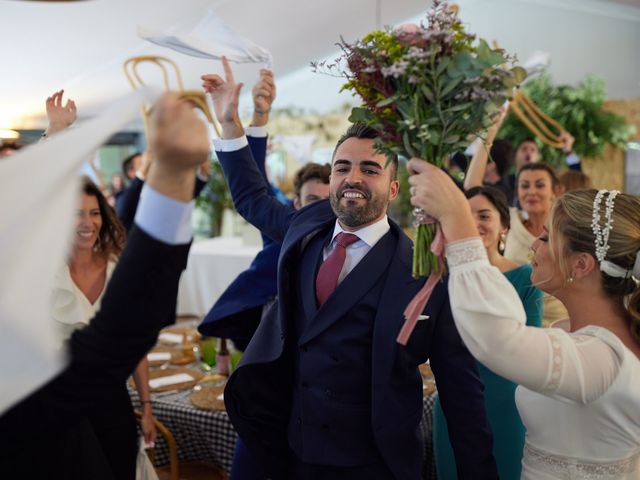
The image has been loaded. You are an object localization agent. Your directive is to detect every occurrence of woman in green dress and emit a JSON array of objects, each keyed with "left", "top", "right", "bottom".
[{"left": 432, "top": 186, "right": 542, "bottom": 480}]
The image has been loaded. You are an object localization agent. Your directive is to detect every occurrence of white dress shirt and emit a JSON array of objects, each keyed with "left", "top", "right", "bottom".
[
  {"left": 324, "top": 216, "right": 390, "bottom": 285},
  {"left": 134, "top": 184, "right": 194, "bottom": 245}
]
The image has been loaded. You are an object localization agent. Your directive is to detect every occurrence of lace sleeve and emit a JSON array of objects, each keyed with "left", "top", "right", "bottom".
[{"left": 446, "top": 237, "right": 621, "bottom": 403}]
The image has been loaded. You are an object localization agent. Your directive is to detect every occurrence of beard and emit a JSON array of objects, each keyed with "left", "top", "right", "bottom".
[{"left": 329, "top": 183, "right": 388, "bottom": 228}]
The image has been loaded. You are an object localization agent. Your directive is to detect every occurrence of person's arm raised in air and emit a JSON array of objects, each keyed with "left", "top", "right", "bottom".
[
  {"left": 202, "top": 57, "right": 294, "bottom": 244},
  {"left": 43, "top": 89, "right": 77, "bottom": 138},
  {"left": 463, "top": 106, "right": 507, "bottom": 191}
]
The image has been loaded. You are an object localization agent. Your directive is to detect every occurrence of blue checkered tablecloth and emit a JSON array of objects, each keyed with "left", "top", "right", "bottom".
[{"left": 130, "top": 387, "right": 437, "bottom": 478}]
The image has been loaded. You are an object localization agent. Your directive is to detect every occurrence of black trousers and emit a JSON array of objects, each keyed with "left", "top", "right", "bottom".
[{"left": 287, "top": 453, "right": 395, "bottom": 480}]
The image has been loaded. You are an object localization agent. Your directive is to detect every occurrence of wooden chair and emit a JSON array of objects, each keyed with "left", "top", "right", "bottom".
[
  {"left": 509, "top": 89, "right": 567, "bottom": 149},
  {"left": 123, "top": 55, "right": 221, "bottom": 139},
  {"left": 134, "top": 411, "right": 228, "bottom": 480}
]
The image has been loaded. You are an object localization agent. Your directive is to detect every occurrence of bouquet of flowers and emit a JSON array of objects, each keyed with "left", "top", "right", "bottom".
[{"left": 312, "top": 0, "right": 526, "bottom": 280}]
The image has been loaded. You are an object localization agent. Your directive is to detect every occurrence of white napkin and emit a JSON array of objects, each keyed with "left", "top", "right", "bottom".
[
  {"left": 149, "top": 373, "right": 194, "bottom": 389},
  {"left": 138, "top": 9, "right": 272, "bottom": 66},
  {"left": 147, "top": 352, "right": 172, "bottom": 362},
  {"left": 0, "top": 88, "right": 158, "bottom": 415},
  {"left": 158, "top": 332, "right": 184, "bottom": 344},
  {"left": 216, "top": 393, "right": 224, "bottom": 401}
]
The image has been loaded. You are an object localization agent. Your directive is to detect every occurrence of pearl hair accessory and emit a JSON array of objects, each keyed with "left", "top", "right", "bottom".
[{"left": 591, "top": 189, "right": 640, "bottom": 279}]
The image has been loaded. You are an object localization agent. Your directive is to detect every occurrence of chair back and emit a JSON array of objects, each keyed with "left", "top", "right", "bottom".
[
  {"left": 134, "top": 410, "right": 179, "bottom": 480},
  {"left": 509, "top": 89, "right": 566, "bottom": 149},
  {"left": 123, "top": 56, "right": 220, "bottom": 138}
]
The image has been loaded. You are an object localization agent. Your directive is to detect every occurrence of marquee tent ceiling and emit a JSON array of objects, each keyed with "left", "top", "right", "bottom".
[{"left": 1, "top": 0, "right": 639, "bottom": 130}]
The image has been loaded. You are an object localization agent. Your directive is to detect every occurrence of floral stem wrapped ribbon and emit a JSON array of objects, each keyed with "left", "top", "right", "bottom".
[{"left": 313, "top": 0, "right": 526, "bottom": 345}]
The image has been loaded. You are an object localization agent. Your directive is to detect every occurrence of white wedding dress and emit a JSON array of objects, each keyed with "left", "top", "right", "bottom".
[{"left": 446, "top": 237, "right": 640, "bottom": 480}]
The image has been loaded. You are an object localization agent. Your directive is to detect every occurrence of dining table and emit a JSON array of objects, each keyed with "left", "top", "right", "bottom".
[
  {"left": 176, "top": 236, "right": 262, "bottom": 317},
  {"left": 131, "top": 324, "right": 439, "bottom": 478}
]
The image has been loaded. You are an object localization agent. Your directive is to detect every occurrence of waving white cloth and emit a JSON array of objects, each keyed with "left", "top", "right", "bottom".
[
  {"left": 0, "top": 89, "right": 157, "bottom": 414},
  {"left": 138, "top": 9, "right": 273, "bottom": 66}
]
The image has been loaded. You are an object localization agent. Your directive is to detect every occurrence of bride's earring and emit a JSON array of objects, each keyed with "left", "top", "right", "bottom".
[{"left": 499, "top": 232, "right": 507, "bottom": 253}]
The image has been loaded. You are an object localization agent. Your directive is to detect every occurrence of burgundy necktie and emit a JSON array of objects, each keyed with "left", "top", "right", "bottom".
[{"left": 315, "top": 232, "right": 360, "bottom": 306}]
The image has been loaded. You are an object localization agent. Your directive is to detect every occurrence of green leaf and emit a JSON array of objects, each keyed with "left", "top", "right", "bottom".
[
  {"left": 376, "top": 96, "right": 397, "bottom": 108},
  {"left": 421, "top": 84, "right": 435, "bottom": 103},
  {"left": 396, "top": 100, "right": 412, "bottom": 118},
  {"left": 443, "top": 101, "right": 475, "bottom": 113},
  {"left": 436, "top": 58, "right": 451, "bottom": 77},
  {"left": 348, "top": 107, "right": 371, "bottom": 123},
  {"left": 429, "top": 129, "right": 441, "bottom": 146},
  {"left": 510, "top": 66, "right": 528, "bottom": 85},
  {"left": 403, "top": 131, "right": 417, "bottom": 158},
  {"left": 440, "top": 76, "right": 464, "bottom": 98}
]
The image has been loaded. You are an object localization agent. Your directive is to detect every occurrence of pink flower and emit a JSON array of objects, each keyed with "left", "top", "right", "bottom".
[
  {"left": 395, "top": 23, "right": 426, "bottom": 47},
  {"left": 396, "top": 23, "right": 421, "bottom": 35}
]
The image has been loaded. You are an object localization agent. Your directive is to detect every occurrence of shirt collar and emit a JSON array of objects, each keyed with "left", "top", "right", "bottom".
[{"left": 330, "top": 215, "right": 390, "bottom": 248}]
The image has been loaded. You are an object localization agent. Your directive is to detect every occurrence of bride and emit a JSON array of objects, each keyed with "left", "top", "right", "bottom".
[{"left": 407, "top": 159, "right": 640, "bottom": 479}]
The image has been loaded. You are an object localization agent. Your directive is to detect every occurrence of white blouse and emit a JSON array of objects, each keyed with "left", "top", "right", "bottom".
[
  {"left": 447, "top": 237, "right": 640, "bottom": 479},
  {"left": 51, "top": 260, "right": 117, "bottom": 346}
]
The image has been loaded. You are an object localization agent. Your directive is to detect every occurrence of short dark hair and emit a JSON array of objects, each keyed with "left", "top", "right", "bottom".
[
  {"left": 121, "top": 152, "right": 142, "bottom": 177},
  {"left": 465, "top": 185, "right": 511, "bottom": 230},
  {"left": 332, "top": 123, "right": 399, "bottom": 180},
  {"left": 489, "top": 139, "right": 514, "bottom": 177},
  {"left": 81, "top": 176, "right": 126, "bottom": 260},
  {"left": 516, "top": 162, "right": 559, "bottom": 188},
  {"left": 293, "top": 162, "right": 331, "bottom": 199},
  {"left": 516, "top": 137, "right": 538, "bottom": 150}
]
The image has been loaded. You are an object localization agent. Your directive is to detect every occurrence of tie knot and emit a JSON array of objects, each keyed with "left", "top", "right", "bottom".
[{"left": 335, "top": 232, "right": 359, "bottom": 249}]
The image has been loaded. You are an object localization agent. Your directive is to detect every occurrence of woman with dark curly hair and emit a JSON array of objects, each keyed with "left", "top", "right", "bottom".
[{"left": 52, "top": 176, "right": 156, "bottom": 479}]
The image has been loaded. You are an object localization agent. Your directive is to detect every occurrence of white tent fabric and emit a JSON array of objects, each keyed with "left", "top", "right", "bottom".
[
  {"left": 0, "top": 89, "right": 158, "bottom": 415},
  {"left": 138, "top": 9, "right": 273, "bottom": 67}
]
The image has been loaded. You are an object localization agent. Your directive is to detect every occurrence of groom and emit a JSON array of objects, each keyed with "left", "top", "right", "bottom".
[{"left": 203, "top": 58, "right": 497, "bottom": 480}]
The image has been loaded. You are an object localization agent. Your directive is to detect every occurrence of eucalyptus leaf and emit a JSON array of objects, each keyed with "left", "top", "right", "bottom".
[
  {"left": 349, "top": 107, "right": 371, "bottom": 123},
  {"left": 440, "top": 76, "right": 464, "bottom": 98},
  {"left": 403, "top": 131, "right": 417, "bottom": 158},
  {"left": 421, "top": 84, "right": 435, "bottom": 103},
  {"left": 376, "top": 96, "right": 397, "bottom": 108}
]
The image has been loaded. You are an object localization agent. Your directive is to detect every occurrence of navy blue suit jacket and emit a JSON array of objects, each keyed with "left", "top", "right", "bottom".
[
  {"left": 218, "top": 145, "right": 497, "bottom": 480},
  {"left": 198, "top": 135, "right": 280, "bottom": 349}
]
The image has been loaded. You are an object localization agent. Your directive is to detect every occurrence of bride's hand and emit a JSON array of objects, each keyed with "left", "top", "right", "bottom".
[{"left": 407, "top": 158, "right": 477, "bottom": 243}]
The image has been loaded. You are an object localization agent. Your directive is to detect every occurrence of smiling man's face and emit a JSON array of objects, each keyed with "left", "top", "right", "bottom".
[{"left": 329, "top": 137, "right": 399, "bottom": 230}]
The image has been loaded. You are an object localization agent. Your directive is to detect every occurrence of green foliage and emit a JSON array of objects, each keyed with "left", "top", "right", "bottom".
[
  {"left": 498, "top": 72, "right": 636, "bottom": 167},
  {"left": 195, "top": 157, "right": 233, "bottom": 237}
]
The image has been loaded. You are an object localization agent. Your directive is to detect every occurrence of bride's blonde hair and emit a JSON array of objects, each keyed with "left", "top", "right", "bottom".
[{"left": 549, "top": 189, "right": 640, "bottom": 343}]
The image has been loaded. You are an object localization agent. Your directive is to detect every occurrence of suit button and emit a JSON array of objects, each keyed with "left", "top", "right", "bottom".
[
  {"left": 297, "top": 417, "right": 302, "bottom": 425},
  {"left": 321, "top": 424, "right": 329, "bottom": 431},
  {"left": 301, "top": 381, "right": 309, "bottom": 389},
  {"left": 330, "top": 354, "right": 339, "bottom": 363},
  {"left": 325, "top": 389, "right": 332, "bottom": 397}
]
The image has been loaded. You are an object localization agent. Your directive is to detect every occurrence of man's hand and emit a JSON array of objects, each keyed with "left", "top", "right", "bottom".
[
  {"left": 146, "top": 94, "right": 210, "bottom": 202},
  {"left": 251, "top": 69, "right": 276, "bottom": 127},
  {"left": 45, "top": 90, "right": 77, "bottom": 136},
  {"left": 201, "top": 56, "right": 244, "bottom": 139}
]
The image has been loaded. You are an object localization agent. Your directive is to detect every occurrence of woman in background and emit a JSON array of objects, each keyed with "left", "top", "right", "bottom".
[{"left": 432, "top": 186, "right": 542, "bottom": 479}]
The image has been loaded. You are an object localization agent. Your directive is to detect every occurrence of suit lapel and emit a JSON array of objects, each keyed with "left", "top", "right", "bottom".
[
  {"left": 298, "top": 230, "right": 396, "bottom": 345},
  {"left": 299, "top": 228, "right": 332, "bottom": 323}
]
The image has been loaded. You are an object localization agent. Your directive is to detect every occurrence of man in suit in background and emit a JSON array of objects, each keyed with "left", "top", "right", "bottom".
[{"left": 202, "top": 58, "right": 497, "bottom": 480}]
